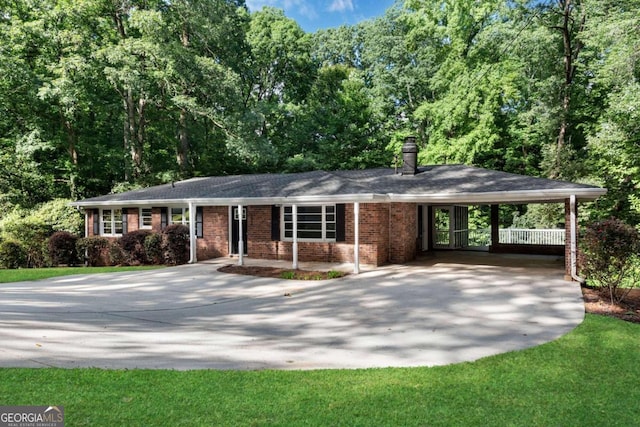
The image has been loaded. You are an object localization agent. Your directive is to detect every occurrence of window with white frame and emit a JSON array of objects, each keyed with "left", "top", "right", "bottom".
[
  {"left": 169, "top": 207, "right": 190, "bottom": 227},
  {"left": 283, "top": 205, "right": 336, "bottom": 241},
  {"left": 101, "top": 208, "right": 123, "bottom": 236},
  {"left": 139, "top": 208, "right": 152, "bottom": 229}
]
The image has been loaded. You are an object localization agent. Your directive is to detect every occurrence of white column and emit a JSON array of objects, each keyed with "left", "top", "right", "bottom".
[
  {"left": 188, "top": 202, "right": 197, "bottom": 264},
  {"left": 354, "top": 202, "right": 360, "bottom": 274},
  {"left": 238, "top": 204, "right": 244, "bottom": 266},
  {"left": 569, "top": 195, "right": 584, "bottom": 282},
  {"left": 292, "top": 204, "right": 298, "bottom": 270},
  {"left": 84, "top": 210, "right": 89, "bottom": 266}
]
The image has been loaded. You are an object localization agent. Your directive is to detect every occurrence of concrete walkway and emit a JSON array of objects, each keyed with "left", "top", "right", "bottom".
[{"left": 0, "top": 254, "right": 584, "bottom": 370}]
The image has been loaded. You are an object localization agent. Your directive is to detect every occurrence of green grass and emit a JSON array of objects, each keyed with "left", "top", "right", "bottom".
[
  {"left": 1, "top": 314, "right": 638, "bottom": 426},
  {"left": 0, "top": 266, "right": 162, "bottom": 283}
]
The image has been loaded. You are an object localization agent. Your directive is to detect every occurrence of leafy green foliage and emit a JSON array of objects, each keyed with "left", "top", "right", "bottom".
[
  {"left": 119, "top": 230, "right": 151, "bottom": 265},
  {"left": 48, "top": 231, "right": 79, "bottom": 266},
  {"left": 77, "top": 236, "right": 110, "bottom": 267},
  {"left": 144, "top": 233, "right": 164, "bottom": 265},
  {"left": 0, "top": 240, "right": 27, "bottom": 269},
  {"left": 0, "top": 0, "right": 638, "bottom": 231},
  {"left": 580, "top": 218, "right": 640, "bottom": 303},
  {"left": 161, "top": 224, "right": 190, "bottom": 265}
]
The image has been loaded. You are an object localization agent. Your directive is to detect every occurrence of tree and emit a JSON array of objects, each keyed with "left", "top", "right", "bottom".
[
  {"left": 404, "top": 0, "right": 527, "bottom": 169},
  {"left": 580, "top": 218, "right": 640, "bottom": 304},
  {"left": 581, "top": 0, "right": 640, "bottom": 223},
  {"left": 289, "top": 65, "right": 387, "bottom": 171}
]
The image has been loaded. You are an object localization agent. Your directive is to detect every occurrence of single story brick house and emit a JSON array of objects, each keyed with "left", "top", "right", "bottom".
[{"left": 71, "top": 139, "right": 606, "bottom": 279}]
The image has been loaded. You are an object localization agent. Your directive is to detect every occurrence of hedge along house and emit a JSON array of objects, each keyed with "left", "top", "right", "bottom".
[{"left": 71, "top": 138, "right": 606, "bottom": 280}]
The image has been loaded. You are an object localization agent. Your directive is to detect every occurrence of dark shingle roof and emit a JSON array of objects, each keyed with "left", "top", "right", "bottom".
[{"left": 72, "top": 165, "right": 605, "bottom": 207}]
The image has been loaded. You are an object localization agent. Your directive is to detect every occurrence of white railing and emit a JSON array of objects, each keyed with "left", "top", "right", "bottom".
[
  {"left": 499, "top": 228, "right": 565, "bottom": 245},
  {"left": 433, "top": 228, "right": 565, "bottom": 247}
]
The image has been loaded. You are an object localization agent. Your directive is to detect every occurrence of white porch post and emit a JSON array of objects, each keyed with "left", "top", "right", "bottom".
[
  {"left": 188, "top": 202, "right": 197, "bottom": 264},
  {"left": 292, "top": 204, "right": 298, "bottom": 270},
  {"left": 238, "top": 204, "right": 244, "bottom": 266},
  {"left": 569, "top": 195, "right": 584, "bottom": 282},
  {"left": 354, "top": 202, "right": 360, "bottom": 274}
]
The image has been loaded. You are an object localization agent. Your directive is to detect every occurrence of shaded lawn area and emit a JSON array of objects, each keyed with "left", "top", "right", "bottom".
[
  {"left": 0, "top": 266, "right": 162, "bottom": 283},
  {"left": 1, "top": 315, "right": 638, "bottom": 426}
]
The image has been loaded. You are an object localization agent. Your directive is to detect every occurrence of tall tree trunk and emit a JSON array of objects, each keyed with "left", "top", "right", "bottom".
[
  {"left": 134, "top": 97, "right": 146, "bottom": 178},
  {"left": 177, "top": 23, "right": 191, "bottom": 177},
  {"left": 63, "top": 118, "right": 79, "bottom": 199},
  {"left": 177, "top": 109, "right": 190, "bottom": 175},
  {"left": 124, "top": 89, "right": 135, "bottom": 181},
  {"left": 553, "top": 0, "right": 585, "bottom": 176}
]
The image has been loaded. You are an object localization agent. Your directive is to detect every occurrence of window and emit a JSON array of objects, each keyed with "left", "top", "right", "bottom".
[
  {"left": 283, "top": 205, "right": 336, "bottom": 242},
  {"left": 140, "top": 208, "right": 152, "bottom": 229},
  {"left": 169, "top": 207, "right": 190, "bottom": 227},
  {"left": 101, "top": 208, "right": 123, "bottom": 236}
]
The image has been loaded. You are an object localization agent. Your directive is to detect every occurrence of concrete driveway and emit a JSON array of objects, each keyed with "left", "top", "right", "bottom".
[{"left": 0, "top": 254, "right": 584, "bottom": 370}]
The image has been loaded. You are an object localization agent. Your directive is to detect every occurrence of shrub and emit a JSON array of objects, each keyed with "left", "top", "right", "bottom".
[
  {"left": 0, "top": 240, "right": 27, "bottom": 269},
  {"left": 280, "top": 271, "right": 295, "bottom": 280},
  {"left": 35, "top": 199, "right": 84, "bottom": 236},
  {"left": 144, "top": 233, "right": 163, "bottom": 265},
  {"left": 48, "top": 231, "right": 79, "bottom": 266},
  {"left": 0, "top": 199, "right": 83, "bottom": 268},
  {"left": 108, "top": 240, "right": 126, "bottom": 266},
  {"left": 162, "top": 224, "right": 190, "bottom": 265},
  {"left": 120, "top": 230, "right": 151, "bottom": 265},
  {"left": 77, "top": 236, "right": 110, "bottom": 266},
  {"left": 580, "top": 217, "right": 640, "bottom": 303},
  {"left": 1, "top": 216, "right": 51, "bottom": 268}
]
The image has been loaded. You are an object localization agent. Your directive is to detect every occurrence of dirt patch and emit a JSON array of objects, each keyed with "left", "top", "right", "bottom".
[
  {"left": 218, "top": 265, "right": 347, "bottom": 280},
  {"left": 582, "top": 287, "right": 640, "bottom": 324}
]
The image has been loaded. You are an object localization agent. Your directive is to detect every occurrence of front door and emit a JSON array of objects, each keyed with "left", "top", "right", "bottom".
[{"left": 231, "top": 206, "right": 248, "bottom": 255}]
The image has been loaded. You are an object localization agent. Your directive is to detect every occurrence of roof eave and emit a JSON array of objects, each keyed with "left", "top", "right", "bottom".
[
  {"left": 387, "top": 188, "right": 607, "bottom": 204},
  {"left": 69, "top": 193, "right": 387, "bottom": 208}
]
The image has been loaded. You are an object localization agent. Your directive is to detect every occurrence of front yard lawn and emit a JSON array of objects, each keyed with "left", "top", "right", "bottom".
[
  {"left": 1, "top": 314, "right": 638, "bottom": 426},
  {"left": 0, "top": 266, "right": 162, "bottom": 283}
]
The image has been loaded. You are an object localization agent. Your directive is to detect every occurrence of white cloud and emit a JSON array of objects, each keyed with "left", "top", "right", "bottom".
[
  {"left": 328, "top": 0, "right": 354, "bottom": 12},
  {"left": 246, "top": 0, "right": 318, "bottom": 20},
  {"left": 245, "top": 0, "right": 279, "bottom": 10}
]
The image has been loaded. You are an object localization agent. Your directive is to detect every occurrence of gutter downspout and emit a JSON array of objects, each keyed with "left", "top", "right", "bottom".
[
  {"left": 570, "top": 195, "right": 585, "bottom": 283},
  {"left": 83, "top": 208, "right": 89, "bottom": 266}
]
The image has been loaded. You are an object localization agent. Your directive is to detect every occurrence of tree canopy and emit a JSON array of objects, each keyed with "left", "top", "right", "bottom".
[{"left": 1, "top": 0, "right": 638, "bottom": 224}]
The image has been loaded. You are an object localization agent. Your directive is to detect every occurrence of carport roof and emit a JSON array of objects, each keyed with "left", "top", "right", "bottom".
[{"left": 71, "top": 164, "right": 606, "bottom": 207}]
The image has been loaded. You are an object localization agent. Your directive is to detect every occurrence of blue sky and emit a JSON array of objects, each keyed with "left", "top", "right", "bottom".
[{"left": 246, "top": 0, "right": 396, "bottom": 33}]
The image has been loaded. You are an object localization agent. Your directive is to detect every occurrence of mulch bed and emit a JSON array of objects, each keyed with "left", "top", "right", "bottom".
[
  {"left": 217, "top": 265, "right": 346, "bottom": 280},
  {"left": 582, "top": 287, "right": 640, "bottom": 324},
  {"left": 218, "top": 265, "right": 640, "bottom": 324}
]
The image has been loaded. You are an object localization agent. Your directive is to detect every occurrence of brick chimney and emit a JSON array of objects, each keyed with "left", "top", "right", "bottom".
[{"left": 402, "top": 136, "right": 418, "bottom": 175}]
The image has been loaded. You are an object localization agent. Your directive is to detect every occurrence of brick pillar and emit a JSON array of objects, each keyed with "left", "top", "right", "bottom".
[{"left": 490, "top": 204, "right": 499, "bottom": 251}]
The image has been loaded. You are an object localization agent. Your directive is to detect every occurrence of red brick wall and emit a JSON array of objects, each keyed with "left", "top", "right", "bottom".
[
  {"left": 85, "top": 203, "right": 420, "bottom": 266},
  {"left": 197, "top": 206, "right": 229, "bottom": 259},
  {"left": 388, "top": 203, "right": 418, "bottom": 263},
  {"left": 246, "top": 203, "right": 414, "bottom": 266},
  {"left": 125, "top": 209, "right": 139, "bottom": 233},
  {"left": 151, "top": 207, "right": 163, "bottom": 233},
  {"left": 87, "top": 210, "right": 97, "bottom": 236}
]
